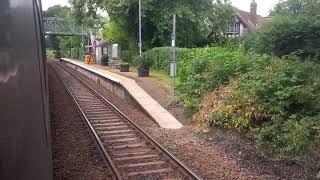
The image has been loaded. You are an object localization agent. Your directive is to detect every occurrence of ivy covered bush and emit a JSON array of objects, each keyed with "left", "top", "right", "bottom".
[
  {"left": 177, "top": 47, "right": 272, "bottom": 111},
  {"left": 194, "top": 56, "right": 320, "bottom": 156}
]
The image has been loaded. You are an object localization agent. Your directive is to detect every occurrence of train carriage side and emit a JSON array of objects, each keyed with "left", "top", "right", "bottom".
[{"left": 0, "top": 0, "right": 52, "bottom": 179}]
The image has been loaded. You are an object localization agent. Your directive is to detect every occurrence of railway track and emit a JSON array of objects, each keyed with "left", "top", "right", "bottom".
[{"left": 51, "top": 61, "right": 201, "bottom": 180}]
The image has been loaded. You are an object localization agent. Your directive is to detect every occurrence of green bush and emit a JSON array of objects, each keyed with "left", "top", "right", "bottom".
[
  {"left": 46, "top": 49, "right": 55, "bottom": 60},
  {"left": 177, "top": 47, "right": 272, "bottom": 111},
  {"left": 141, "top": 47, "right": 188, "bottom": 73},
  {"left": 60, "top": 50, "right": 69, "bottom": 58},
  {"left": 210, "top": 36, "right": 244, "bottom": 50},
  {"left": 133, "top": 55, "right": 154, "bottom": 69},
  {"left": 209, "top": 57, "right": 320, "bottom": 156},
  {"left": 122, "top": 50, "right": 138, "bottom": 63},
  {"left": 71, "top": 48, "right": 83, "bottom": 60},
  {"left": 54, "top": 50, "right": 61, "bottom": 59},
  {"left": 100, "top": 54, "right": 109, "bottom": 66},
  {"left": 245, "top": 16, "right": 320, "bottom": 62}
]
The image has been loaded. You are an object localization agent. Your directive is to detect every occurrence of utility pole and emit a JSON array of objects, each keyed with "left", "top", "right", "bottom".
[
  {"left": 138, "top": 0, "right": 142, "bottom": 56},
  {"left": 81, "top": 24, "right": 84, "bottom": 59},
  {"left": 171, "top": 14, "right": 176, "bottom": 96},
  {"left": 71, "top": 22, "right": 74, "bottom": 58}
]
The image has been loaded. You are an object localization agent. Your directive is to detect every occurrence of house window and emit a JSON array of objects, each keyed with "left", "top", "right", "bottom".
[
  {"left": 102, "top": 47, "right": 108, "bottom": 55},
  {"left": 228, "top": 23, "right": 240, "bottom": 34}
]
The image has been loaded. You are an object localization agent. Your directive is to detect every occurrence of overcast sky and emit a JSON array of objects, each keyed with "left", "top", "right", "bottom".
[{"left": 42, "top": 0, "right": 279, "bottom": 17}]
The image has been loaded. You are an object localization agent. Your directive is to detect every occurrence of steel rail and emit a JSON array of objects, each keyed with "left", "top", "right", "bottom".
[
  {"left": 53, "top": 60, "right": 202, "bottom": 180},
  {"left": 49, "top": 63, "right": 123, "bottom": 180}
]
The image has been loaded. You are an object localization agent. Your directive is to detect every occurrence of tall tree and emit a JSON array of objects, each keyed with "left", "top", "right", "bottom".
[
  {"left": 43, "top": 5, "right": 87, "bottom": 58},
  {"left": 205, "top": 0, "right": 236, "bottom": 43},
  {"left": 43, "top": 5, "right": 70, "bottom": 18},
  {"left": 70, "top": 0, "right": 236, "bottom": 49},
  {"left": 43, "top": 5, "right": 71, "bottom": 58},
  {"left": 69, "top": 0, "right": 106, "bottom": 28},
  {"left": 272, "top": 0, "right": 320, "bottom": 18}
]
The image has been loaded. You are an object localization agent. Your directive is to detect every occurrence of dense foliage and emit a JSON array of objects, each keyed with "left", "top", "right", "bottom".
[
  {"left": 134, "top": 47, "right": 188, "bottom": 73},
  {"left": 133, "top": 55, "right": 154, "bottom": 69},
  {"left": 177, "top": 47, "right": 272, "bottom": 111},
  {"left": 71, "top": 0, "right": 236, "bottom": 50},
  {"left": 121, "top": 50, "right": 138, "bottom": 63},
  {"left": 245, "top": 16, "right": 320, "bottom": 62},
  {"left": 58, "top": 36, "right": 84, "bottom": 58},
  {"left": 43, "top": 5, "right": 70, "bottom": 18},
  {"left": 194, "top": 56, "right": 320, "bottom": 156},
  {"left": 245, "top": 0, "right": 320, "bottom": 62},
  {"left": 174, "top": 0, "right": 320, "bottom": 160},
  {"left": 43, "top": 5, "right": 85, "bottom": 59},
  {"left": 70, "top": 48, "right": 83, "bottom": 59},
  {"left": 43, "top": 5, "right": 106, "bottom": 59},
  {"left": 102, "top": 20, "right": 129, "bottom": 48},
  {"left": 59, "top": 0, "right": 320, "bottom": 160},
  {"left": 68, "top": 0, "right": 106, "bottom": 28},
  {"left": 43, "top": 5, "right": 71, "bottom": 58},
  {"left": 46, "top": 50, "right": 55, "bottom": 60},
  {"left": 272, "top": 0, "right": 320, "bottom": 18}
]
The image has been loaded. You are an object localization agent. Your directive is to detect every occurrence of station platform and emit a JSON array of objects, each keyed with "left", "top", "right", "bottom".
[{"left": 60, "top": 58, "right": 183, "bottom": 129}]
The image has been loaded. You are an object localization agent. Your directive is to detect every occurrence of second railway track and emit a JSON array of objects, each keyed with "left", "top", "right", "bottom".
[{"left": 51, "top": 61, "right": 201, "bottom": 180}]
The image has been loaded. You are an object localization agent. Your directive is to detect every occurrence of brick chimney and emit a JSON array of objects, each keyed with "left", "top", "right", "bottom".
[{"left": 250, "top": 0, "right": 257, "bottom": 24}]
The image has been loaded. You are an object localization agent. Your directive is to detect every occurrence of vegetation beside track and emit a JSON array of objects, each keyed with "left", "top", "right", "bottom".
[
  {"left": 131, "top": 44, "right": 319, "bottom": 160},
  {"left": 45, "top": 0, "right": 320, "bottom": 169},
  {"left": 129, "top": 0, "right": 320, "bottom": 162}
]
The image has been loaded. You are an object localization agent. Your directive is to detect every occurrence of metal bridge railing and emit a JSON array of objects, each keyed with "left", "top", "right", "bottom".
[{"left": 43, "top": 17, "right": 88, "bottom": 37}]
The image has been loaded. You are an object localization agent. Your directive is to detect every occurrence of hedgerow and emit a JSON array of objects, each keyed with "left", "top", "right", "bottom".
[
  {"left": 177, "top": 47, "right": 272, "bottom": 111},
  {"left": 194, "top": 56, "right": 320, "bottom": 156},
  {"left": 136, "top": 45, "right": 320, "bottom": 158},
  {"left": 139, "top": 47, "right": 188, "bottom": 73}
]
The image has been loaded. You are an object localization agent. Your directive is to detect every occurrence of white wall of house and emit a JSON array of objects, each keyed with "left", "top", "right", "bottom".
[
  {"left": 239, "top": 23, "right": 245, "bottom": 36},
  {"left": 227, "top": 18, "right": 242, "bottom": 37},
  {"left": 227, "top": 20, "right": 249, "bottom": 37},
  {"left": 112, "top": 44, "right": 119, "bottom": 60},
  {"left": 95, "top": 46, "right": 102, "bottom": 64}
]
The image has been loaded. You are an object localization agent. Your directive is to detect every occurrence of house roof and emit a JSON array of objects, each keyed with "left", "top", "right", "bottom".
[
  {"left": 234, "top": 7, "right": 271, "bottom": 29},
  {"left": 96, "top": 40, "right": 111, "bottom": 47}
]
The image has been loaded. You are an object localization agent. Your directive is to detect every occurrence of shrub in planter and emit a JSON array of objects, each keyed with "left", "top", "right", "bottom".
[
  {"left": 120, "top": 63, "right": 130, "bottom": 72},
  {"left": 138, "top": 68, "right": 150, "bottom": 77},
  {"left": 134, "top": 55, "right": 153, "bottom": 77},
  {"left": 121, "top": 50, "right": 138, "bottom": 63},
  {"left": 100, "top": 54, "right": 109, "bottom": 66}
]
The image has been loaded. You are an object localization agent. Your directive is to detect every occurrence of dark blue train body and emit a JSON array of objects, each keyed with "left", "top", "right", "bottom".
[{"left": 0, "top": 0, "right": 52, "bottom": 179}]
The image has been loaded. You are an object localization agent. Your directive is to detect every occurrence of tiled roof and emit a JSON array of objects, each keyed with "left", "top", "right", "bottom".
[
  {"left": 96, "top": 40, "right": 111, "bottom": 47},
  {"left": 234, "top": 7, "right": 271, "bottom": 29}
]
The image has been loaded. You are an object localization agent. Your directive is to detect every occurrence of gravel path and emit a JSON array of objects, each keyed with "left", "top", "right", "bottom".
[{"left": 48, "top": 63, "right": 115, "bottom": 180}]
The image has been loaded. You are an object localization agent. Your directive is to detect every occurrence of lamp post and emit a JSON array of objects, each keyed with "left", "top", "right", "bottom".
[
  {"left": 171, "top": 14, "right": 176, "bottom": 96},
  {"left": 138, "top": 0, "right": 142, "bottom": 56}
]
